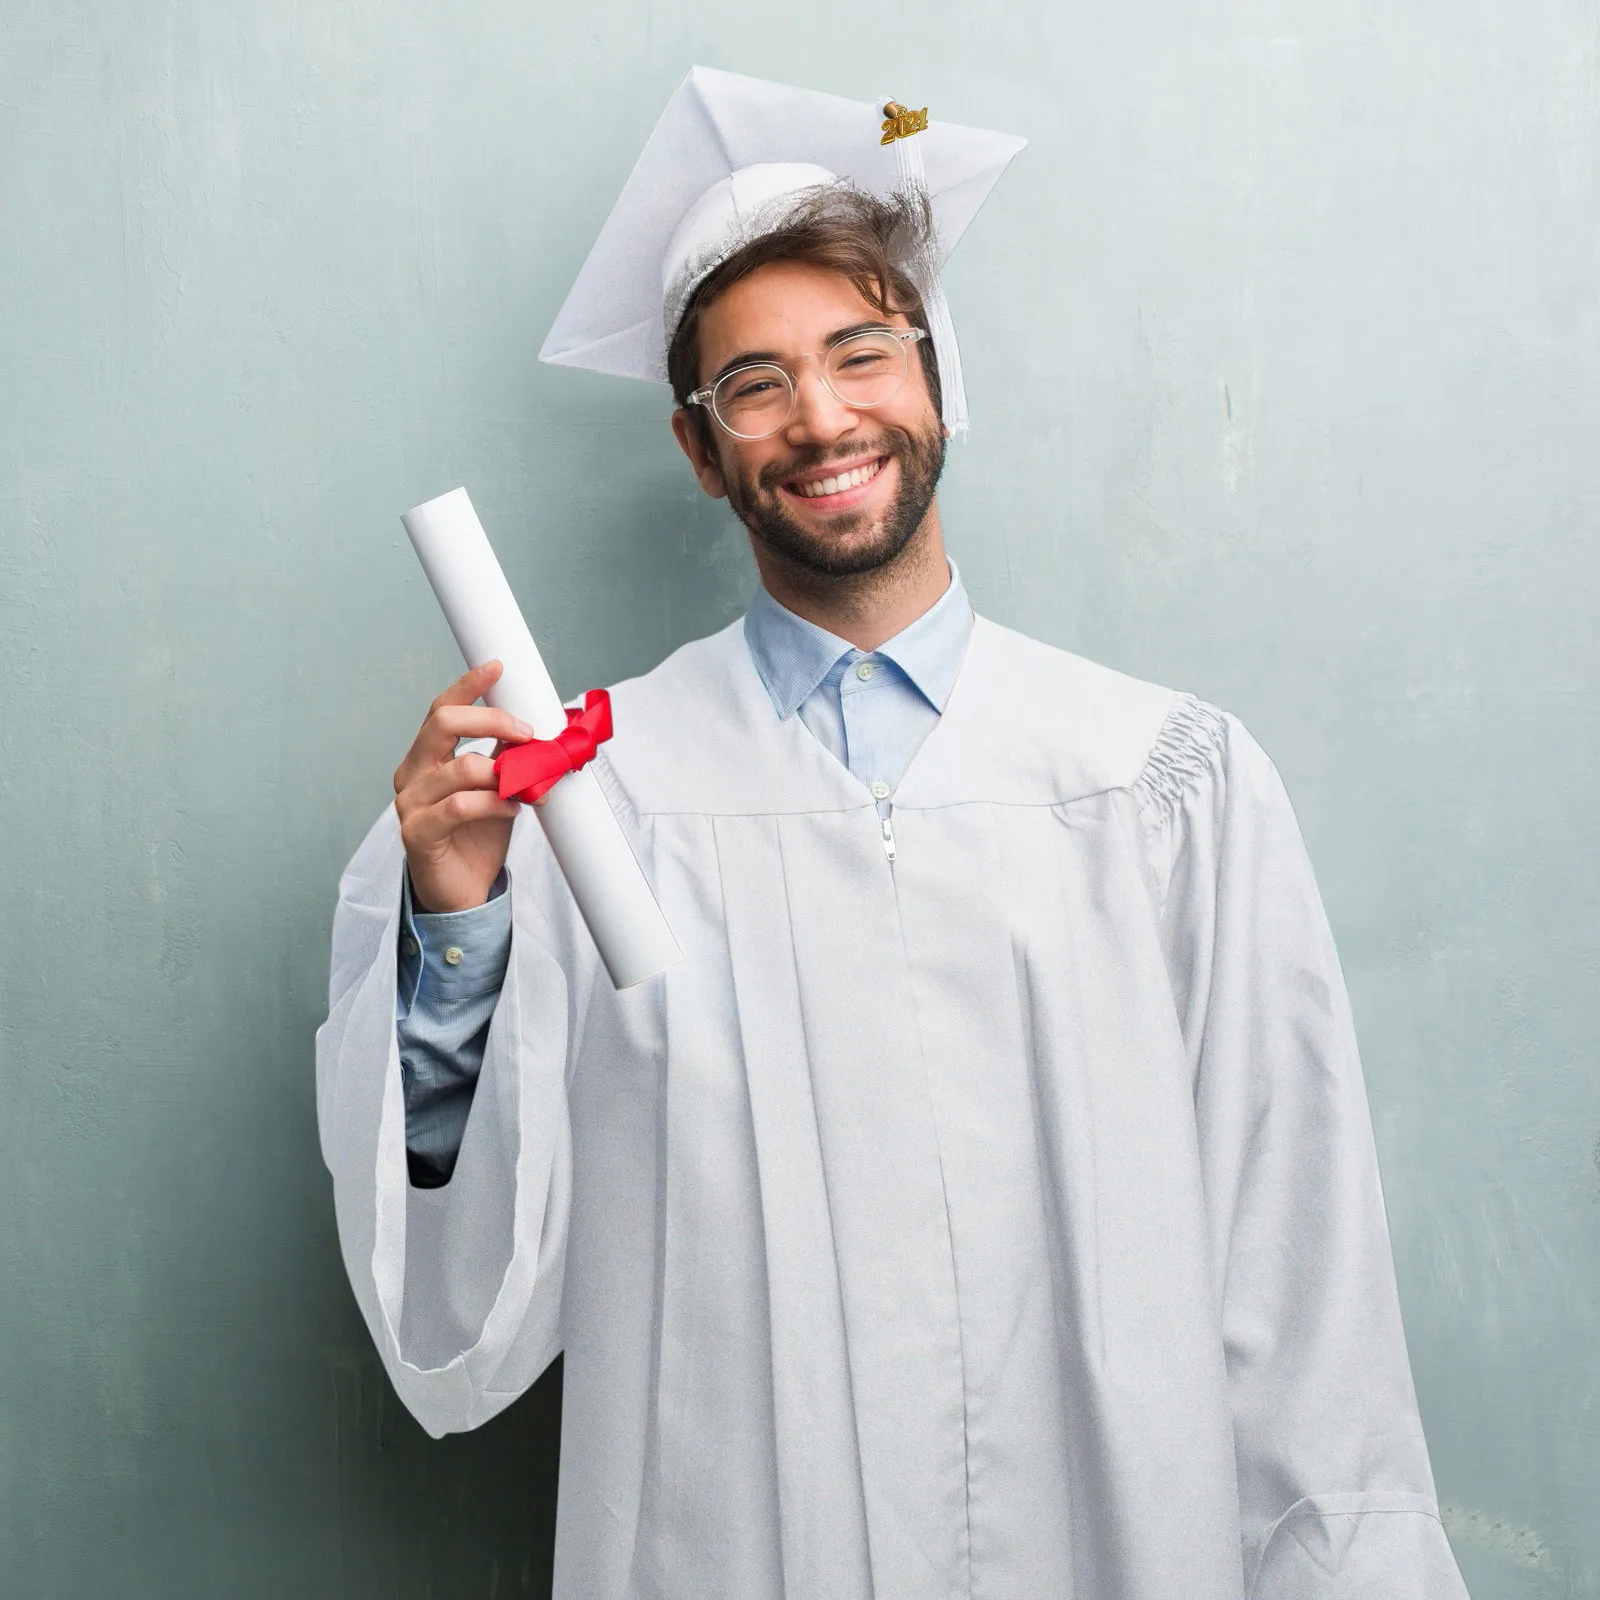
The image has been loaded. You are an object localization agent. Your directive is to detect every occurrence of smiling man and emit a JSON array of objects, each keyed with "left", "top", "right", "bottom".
[
  {"left": 670, "top": 252, "right": 950, "bottom": 604},
  {"left": 317, "top": 68, "right": 1469, "bottom": 1600}
]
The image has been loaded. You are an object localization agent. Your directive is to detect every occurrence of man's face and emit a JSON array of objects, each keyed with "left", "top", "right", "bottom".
[{"left": 673, "top": 260, "right": 946, "bottom": 578}]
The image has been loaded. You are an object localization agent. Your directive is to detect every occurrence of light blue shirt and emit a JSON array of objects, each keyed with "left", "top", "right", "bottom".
[
  {"left": 742, "top": 560, "right": 971, "bottom": 813},
  {"left": 397, "top": 563, "right": 975, "bottom": 1185},
  {"left": 395, "top": 866, "right": 512, "bottom": 1186}
]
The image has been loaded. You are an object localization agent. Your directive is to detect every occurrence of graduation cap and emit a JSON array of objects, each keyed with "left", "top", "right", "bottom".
[{"left": 539, "top": 66, "right": 1027, "bottom": 434}]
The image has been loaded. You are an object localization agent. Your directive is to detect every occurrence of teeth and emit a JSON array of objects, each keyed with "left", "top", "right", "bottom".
[{"left": 795, "top": 460, "right": 881, "bottom": 498}]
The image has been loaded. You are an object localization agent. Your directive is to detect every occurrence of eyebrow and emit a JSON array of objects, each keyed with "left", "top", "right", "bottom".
[{"left": 707, "top": 321, "right": 898, "bottom": 387}]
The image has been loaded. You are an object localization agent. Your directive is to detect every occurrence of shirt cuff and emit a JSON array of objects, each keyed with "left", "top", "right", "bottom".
[{"left": 397, "top": 867, "right": 512, "bottom": 1012}]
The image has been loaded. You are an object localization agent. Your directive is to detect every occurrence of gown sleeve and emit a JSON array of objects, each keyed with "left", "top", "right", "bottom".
[
  {"left": 1139, "top": 697, "right": 1469, "bottom": 1599},
  {"left": 314, "top": 803, "right": 593, "bottom": 1437}
]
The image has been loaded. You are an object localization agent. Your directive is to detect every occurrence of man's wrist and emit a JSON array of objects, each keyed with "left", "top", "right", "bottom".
[
  {"left": 399, "top": 867, "right": 513, "bottom": 1007},
  {"left": 407, "top": 869, "right": 508, "bottom": 917}
]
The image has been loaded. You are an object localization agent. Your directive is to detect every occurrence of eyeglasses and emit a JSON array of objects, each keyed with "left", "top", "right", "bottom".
[{"left": 686, "top": 327, "right": 928, "bottom": 441}]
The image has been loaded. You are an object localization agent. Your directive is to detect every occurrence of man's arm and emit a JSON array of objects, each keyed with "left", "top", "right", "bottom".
[
  {"left": 314, "top": 662, "right": 572, "bottom": 1438},
  {"left": 384, "top": 660, "right": 529, "bottom": 1184},
  {"left": 396, "top": 866, "right": 512, "bottom": 1187},
  {"left": 317, "top": 802, "right": 580, "bottom": 1439}
]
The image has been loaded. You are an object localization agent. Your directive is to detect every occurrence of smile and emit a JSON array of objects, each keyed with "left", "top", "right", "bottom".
[{"left": 783, "top": 456, "right": 887, "bottom": 502}]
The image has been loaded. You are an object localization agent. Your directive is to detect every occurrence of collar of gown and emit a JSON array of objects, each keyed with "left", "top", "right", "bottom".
[
  {"left": 742, "top": 558, "right": 974, "bottom": 720},
  {"left": 599, "top": 608, "right": 1180, "bottom": 819}
]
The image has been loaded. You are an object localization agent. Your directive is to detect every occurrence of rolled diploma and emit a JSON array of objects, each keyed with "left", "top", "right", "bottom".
[{"left": 400, "top": 487, "right": 682, "bottom": 989}]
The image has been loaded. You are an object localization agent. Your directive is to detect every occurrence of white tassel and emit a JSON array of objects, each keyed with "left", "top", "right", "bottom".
[{"left": 882, "top": 99, "right": 969, "bottom": 435}]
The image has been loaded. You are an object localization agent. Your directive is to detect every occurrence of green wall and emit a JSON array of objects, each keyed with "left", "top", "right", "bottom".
[{"left": 2, "top": 2, "right": 1596, "bottom": 1594}]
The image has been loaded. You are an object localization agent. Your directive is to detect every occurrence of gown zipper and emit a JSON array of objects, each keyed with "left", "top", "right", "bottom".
[{"left": 880, "top": 812, "right": 897, "bottom": 866}]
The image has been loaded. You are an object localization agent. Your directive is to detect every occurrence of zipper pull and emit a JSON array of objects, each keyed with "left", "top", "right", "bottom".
[{"left": 880, "top": 816, "right": 897, "bottom": 865}]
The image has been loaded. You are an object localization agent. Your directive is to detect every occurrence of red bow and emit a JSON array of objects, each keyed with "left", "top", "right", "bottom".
[{"left": 493, "top": 689, "right": 613, "bottom": 805}]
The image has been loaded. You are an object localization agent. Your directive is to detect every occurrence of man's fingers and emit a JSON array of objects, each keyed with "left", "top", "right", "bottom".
[
  {"left": 395, "top": 677, "right": 536, "bottom": 793},
  {"left": 432, "top": 660, "right": 503, "bottom": 711},
  {"left": 429, "top": 703, "right": 534, "bottom": 747},
  {"left": 400, "top": 787, "right": 523, "bottom": 852},
  {"left": 398, "top": 751, "right": 503, "bottom": 815}
]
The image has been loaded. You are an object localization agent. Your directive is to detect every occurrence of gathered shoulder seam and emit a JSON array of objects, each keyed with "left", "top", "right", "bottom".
[{"left": 1131, "top": 692, "right": 1228, "bottom": 830}]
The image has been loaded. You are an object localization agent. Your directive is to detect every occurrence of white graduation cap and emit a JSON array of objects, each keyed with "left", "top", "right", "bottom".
[{"left": 539, "top": 66, "right": 1027, "bottom": 434}]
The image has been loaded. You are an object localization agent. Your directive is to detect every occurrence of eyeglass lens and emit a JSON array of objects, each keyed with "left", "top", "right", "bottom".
[{"left": 713, "top": 331, "right": 911, "bottom": 440}]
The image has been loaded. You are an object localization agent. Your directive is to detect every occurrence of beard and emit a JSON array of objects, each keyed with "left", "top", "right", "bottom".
[{"left": 719, "top": 419, "right": 947, "bottom": 579}]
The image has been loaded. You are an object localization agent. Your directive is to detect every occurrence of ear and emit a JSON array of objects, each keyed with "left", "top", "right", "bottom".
[{"left": 671, "top": 409, "right": 728, "bottom": 500}]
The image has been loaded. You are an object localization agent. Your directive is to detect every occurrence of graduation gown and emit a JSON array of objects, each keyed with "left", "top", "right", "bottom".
[{"left": 316, "top": 614, "right": 1467, "bottom": 1599}]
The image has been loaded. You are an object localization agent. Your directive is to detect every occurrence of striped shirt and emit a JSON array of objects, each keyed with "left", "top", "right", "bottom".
[{"left": 743, "top": 559, "right": 972, "bottom": 812}]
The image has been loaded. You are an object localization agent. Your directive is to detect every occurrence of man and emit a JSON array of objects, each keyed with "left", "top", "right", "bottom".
[{"left": 317, "top": 67, "right": 1468, "bottom": 1599}]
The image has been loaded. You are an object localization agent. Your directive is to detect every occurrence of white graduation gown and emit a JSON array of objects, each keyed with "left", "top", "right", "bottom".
[{"left": 316, "top": 615, "right": 1468, "bottom": 1600}]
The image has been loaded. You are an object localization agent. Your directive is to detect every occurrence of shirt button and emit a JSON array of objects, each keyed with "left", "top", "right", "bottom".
[
  {"left": 871, "top": 779, "right": 890, "bottom": 799},
  {"left": 444, "top": 945, "right": 464, "bottom": 966},
  {"left": 855, "top": 660, "right": 875, "bottom": 681},
  {"left": 403, "top": 937, "right": 420, "bottom": 957}
]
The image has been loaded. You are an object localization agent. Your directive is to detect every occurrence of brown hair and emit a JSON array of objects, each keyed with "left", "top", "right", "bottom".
[{"left": 666, "top": 183, "right": 942, "bottom": 452}]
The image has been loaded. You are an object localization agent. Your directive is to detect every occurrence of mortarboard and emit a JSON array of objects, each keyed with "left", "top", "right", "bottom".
[{"left": 539, "top": 66, "right": 1027, "bottom": 434}]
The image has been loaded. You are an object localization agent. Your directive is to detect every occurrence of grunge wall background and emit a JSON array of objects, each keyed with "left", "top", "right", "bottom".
[{"left": 1, "top": 1, "right": 1596, "bottom": 1593}]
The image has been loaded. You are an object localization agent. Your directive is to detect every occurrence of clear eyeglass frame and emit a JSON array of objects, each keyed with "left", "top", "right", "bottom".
[{"left": 686, "top": 326, "right": 928, "bottom": 441}]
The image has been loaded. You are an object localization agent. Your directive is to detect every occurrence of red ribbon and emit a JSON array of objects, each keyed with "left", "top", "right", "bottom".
[{"left": 493, "top": 689, "right": 613, "bottom": 804}]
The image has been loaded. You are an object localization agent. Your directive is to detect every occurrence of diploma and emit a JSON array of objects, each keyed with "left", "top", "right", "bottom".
[{"left": 400, "top": 487, "right": 683, "bottom": 989}]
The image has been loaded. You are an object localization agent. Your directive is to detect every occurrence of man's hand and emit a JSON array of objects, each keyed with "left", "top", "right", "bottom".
[{"left": 394, "top": 661, "right": 536, "bottom": 914}]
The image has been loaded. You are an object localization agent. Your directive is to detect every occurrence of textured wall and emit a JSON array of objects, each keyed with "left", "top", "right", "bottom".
[{"left": 1, "top": 1, "right": 1596, "bottom": 1594}]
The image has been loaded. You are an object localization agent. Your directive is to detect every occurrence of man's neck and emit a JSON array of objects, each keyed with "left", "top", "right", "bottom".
[{"left": 750, "top": 504, "right": 951, "bottom": 652}]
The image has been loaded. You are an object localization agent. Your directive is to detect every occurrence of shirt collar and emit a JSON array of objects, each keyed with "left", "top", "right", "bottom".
[{"left": 743, "top": 558, "right": 974, "bottom": 719}]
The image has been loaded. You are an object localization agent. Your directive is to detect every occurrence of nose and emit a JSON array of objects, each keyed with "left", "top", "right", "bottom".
[{"left": 782, "top": 359, "right": 859, "bottom": 448}]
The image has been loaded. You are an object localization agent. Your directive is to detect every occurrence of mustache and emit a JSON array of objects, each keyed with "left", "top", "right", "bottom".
[{"left": 756, "top": 432, "right": 905, "bottom": 493}]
